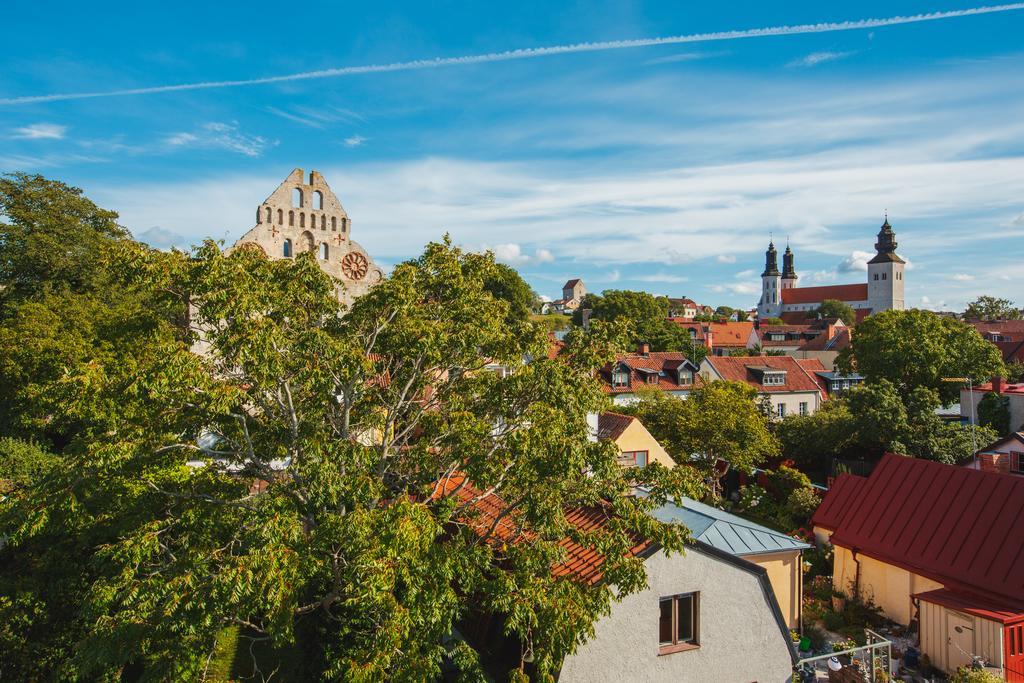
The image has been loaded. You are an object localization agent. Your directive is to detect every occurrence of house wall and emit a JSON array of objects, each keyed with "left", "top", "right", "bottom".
[
  {"left": 832, "top": 545, "right": 944, "bottom": 626},
  {"left": 766, "top": 391, "right": 821, "bottom": 418},
  {"left": 962, "top": 389, "right": 1024, "bottom": 434},
  {"left": 610, "top": 390, "right": 691, "bottom": 406},
  {"left": 616, "top": 420, "right": 676, "bottom": 468},
  {"left": 559, "top": 547, "right": 793, "bottom": 683},
  {"left": 744, "top": 550, "right": 803, "bottom": 630},
  {"left": 918, "top": 600, "right": 1003, "bottom": 674}
]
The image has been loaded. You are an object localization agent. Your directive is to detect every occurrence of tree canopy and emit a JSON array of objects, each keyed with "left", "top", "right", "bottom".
[
  {"left": 0, "top": 221, "right": 697, "bottom": 680},
  {"left": 813, "top": 299, "right": 856, "bottom": 325},
  {"left": 838, "top": 309, "right": 1004, "bottom": 405},
  {"left": 964, "top": 295, "right": 1022, "bottom": 321}
]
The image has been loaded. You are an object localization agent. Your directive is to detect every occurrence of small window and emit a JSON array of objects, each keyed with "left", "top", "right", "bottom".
[
  {"left": 646, "top": 374, "right": 658, "bottom": 385},
  {"left": 265, "top": 206, "right": 272, "bottom": 223},
  {"left": 278, "top": 209, "right": 283, "bottom": 224},
  {"left": 313, "top": 190, "right": 324, "bottom": 210},
  {"left": 289, "top": 211, "right": 295, "bottom": 226},
  {"left": 319, "top": 243, "right": 328, "bottom": 260},
  {"left": 612, "top": 370, "right": 630, "bottom": 388},
  {"left": 799, "top": 402, "right": 808, "bottom": 416},
  {"left": 321, "top": 215, "right": 326, "bottom": 230},
  {"left": 659, "top": 593, "right": 699, "bottom": 654},
  {"left": 331, "top": 216, "right": 337, "bottom": 231},
  {"left": 257, "top": 208, "right": 262, "bottom": 224},
  {"left": 777, "top": 403, "right": 786, "bottom": 418},
  {"left": 620, "top": 450, "right": 648, "bottom": 468},
  {"left": 882, "top": 273, "right": 887, "bottom": 280},
  {"left": 292, "top": 188, "right": 303, "bottom": 208},
  {"left": 873, "top": 273, "right": 879, "bottom": 281},
  {"left": 300, "top": 213, "right": 305, "bottom": 228},
  {"left": 283, "top": 239, "right": 292, "bottom": 258}
]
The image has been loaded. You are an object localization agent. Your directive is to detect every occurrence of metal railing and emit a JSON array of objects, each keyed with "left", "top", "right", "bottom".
[{"left": 794, "top": 629, "right": 892, "bottom": 681}]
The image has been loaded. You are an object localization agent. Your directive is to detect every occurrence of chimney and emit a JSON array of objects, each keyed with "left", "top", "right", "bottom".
[
  {"left": 637, "top": 342, "right": 650, "bottom": 357},
  {"left": 705, "top": 326, "right": 713, "bottom": 352},
  {"left": 993, "top": 376, "right": 1005, "bottom": 394}
]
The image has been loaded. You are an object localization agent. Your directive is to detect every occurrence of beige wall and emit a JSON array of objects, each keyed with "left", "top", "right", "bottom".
[
  {"left": 962, "top": 388, "right": 1024, "bottom": 434},
  {"left": 615, "top": 420, "right": 675, "bottom": 468},
  {"left": 745, "top": 550, "right": 803, "bottom": 630},
  {"left": 832, "top": 545, "right": 943, "bottom": 626},
  {"left": 812, "top": 525, "right": 833, "bottom": 548},
  {"left": 919, "top": 599, "right": 1004, "bottom": 674},
  {"left": 766, "top": 391, "right": 821, "bottom": 418},
  {"left": 559, "top": 547, "right": 793, "bottom": 683}
]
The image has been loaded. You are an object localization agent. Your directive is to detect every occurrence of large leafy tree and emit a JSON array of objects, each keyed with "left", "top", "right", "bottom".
[
  {"left": 1, "top": 237, "right": 696, "bottom": 681},
  {"left": 964, "top": 295, "right": 1022, "bottom": 321},
  {"left": 481, "top": 261, "right": 536, "bottom": 322},
  {"left": 573, "top": 289, "right": 706, "bottom": 361},
  {"left": 814, "top": 299, "right": 857, "bottom": 325},
  {"left": 623, "top": 381, "right": 778, "bottom": 497},
  {"left": 838, "top": 309, "right": 1004, "bottom": 405}
]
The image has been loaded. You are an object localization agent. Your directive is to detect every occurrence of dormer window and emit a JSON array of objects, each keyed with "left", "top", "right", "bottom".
[
  {"left": 646, "top": 374, "right": 658, "bottom": 385},
  {"left": 612, "top": 369, "right": 630, "bottom": 388},
  {"left": 761, "top": 370, "right": 787, "bottom": 386},
  {"left": 677, "top": 369, "right": 693, "bottom": 385}
]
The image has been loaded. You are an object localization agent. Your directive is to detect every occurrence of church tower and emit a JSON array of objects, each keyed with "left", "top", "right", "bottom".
[
  {"left": 758, "top": 241, "right": 782, "bottom": 319},
  {"left": 781, "top": 245, "right": 798, "bottom": 290},
  {"left": 866, "top": 216, "right": 905, "bottom": 312}
]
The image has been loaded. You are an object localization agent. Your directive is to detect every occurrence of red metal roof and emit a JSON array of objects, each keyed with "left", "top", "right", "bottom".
[
  {"left": 826, "top": 453, "right": 1024, "bottom": 609},
  {"left": 915, "top": 588, "right": 1024, "bottom": 625},
  {"left": 811, "top": 473, "right": 866, "bottom": 531},
  {"left": 781, "top": 283, "right": 868, "bottom": 305}
]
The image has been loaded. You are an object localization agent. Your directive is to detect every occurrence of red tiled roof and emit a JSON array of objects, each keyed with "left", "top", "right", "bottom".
[
  {"left": 969, "top": 320, "right": 1024, "bottom": 338},
  {"left": 796, "top": 358, "right": 830, "bottom": 395},
  {"left": 798, "top": 328, "right": 851, "bottom": 352},
  {"left": 599, "top": 351, "right": 698, "bottom": 394},
  {"left": 708, "top": 321, "right": 754, "bottom": 347},
  {"left": 667, "top": 318, "right": 705, "bottom": 340},
  {"left": 811, "top": 473, "right": 866, "bottom": 531},
  {"left": 781, "top": 283, "right": 868, "bottom": 305},
  {"left": 598, "top": 412, "right": 635, "bottom": 441},
  {"left": 969, "top": 381, "right": 1024, "bottom": 396},
  {"left": 826, "top": 453, "right": 1024, "bottom": 609},
  {"left": 914, "top": 588, "right": 1024, "bottom": 625},
  {"left": 431, "top": 476, "right": 653, "bottom": 585},
  {"left": 703, "top": 355, "right": 823, "bottom": 393},
  {"left": 994, "top": 340, "right": 1024, "bottom": 364}
]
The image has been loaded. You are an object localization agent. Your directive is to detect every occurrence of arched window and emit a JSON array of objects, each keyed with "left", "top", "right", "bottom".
[
  {"left": 341, "top": 218, "right": 347, "bottom": 233},
  {"left": 292, "top": 188, "right": 303, "bottom": 208},
  {"left": 320, "top": 243, "right": 329, "bottom": 260},
  {"left": 301, "top": 231, "right": 315, "bottom": 253},
  {"left": 257, "top": 208, "right": 262, "bottom": 224},
  {"left": 331, "top": 217, "right": 337, "bottom": 231},
  {"left": 289, "top": 211, "right": 295, "bottom": 226},
  {"left": 277, "top": 209, "right": 283, "bottom": 224},
  {"left": 283, "top": 239, "right": 292, "bottom": 257},
  {"left": 313, "top": 190, "right": 324, "bottom": 210},
  {"left": 265, "top": 206, "right": 272, "bottom": 223},
  {"left": 300, "top": 213, "right": 305, "bottom": 228},
  {"left": 321, "top": 215, "right": 326, "bottom": 230}
]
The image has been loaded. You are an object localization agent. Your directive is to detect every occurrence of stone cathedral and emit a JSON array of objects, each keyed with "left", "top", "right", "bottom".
[{"left": 231, "top": 168, "right": 385, "bottom": 305}]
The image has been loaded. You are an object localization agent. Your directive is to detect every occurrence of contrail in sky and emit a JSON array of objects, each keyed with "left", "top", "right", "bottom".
[{"left": 3, "top": 3, "right": 1024, "bottom": 106}]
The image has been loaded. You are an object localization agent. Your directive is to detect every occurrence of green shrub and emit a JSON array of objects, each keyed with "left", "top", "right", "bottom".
[
  {"left": 0, "top": 437, "right": 58, "bottom": 488},
  {"left": 822, "top": 610, "right": 844, "bottom": 631},
  {"left": 786, "top": 487, "right": 820, "bottom": 524},
  {"left": 766, "top": 465, "right": 813, "bottom": 501},
  {"left": 949, "top": 667, "right": 1002, "bottom": 683},
  {"left": 843, "top": 594, "right": 885, "bottom": 628},
  {"left": 804, "top": 623, "right": 829, "bottom": 651}
]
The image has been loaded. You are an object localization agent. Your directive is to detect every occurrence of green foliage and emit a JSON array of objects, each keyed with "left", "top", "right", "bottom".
[
  {"left": 814, "top": 299, "right": 856, "bottom": 325},
  {"left": 481, "top": 261, "right": 536, "bottom": 322},
  {"left": 776, "top": 400, "right": 857, "bottom": 473},
  {"left": 964, "top": 295, "right": 1022, "bottom": 321},
  {"left": 766, "top": 465, "right": 812, "bottom": 501},
  {"left": 0, "top": 437, "right": 58, "bottom": 488},
  {"left": 977, "top": 391, "right": 1011, "bottom": 436},
  {"left": 786, "top": 487, "right": 820, "bottom": 525},
  {"left": 838, "top": 309, "right": 1004, "bottom": 405},
  {"left": 622, "top": 381, "right": 778, "bottom": 496},
  {"left": 822, "top": 611, "right": 845, "bottom": 631},
  {"left": 574, "top": 289, "right": 707, "bottom": 362},
  {"left": 950, "top": 667, "right": 1004, "bottom": 683},
  {"left": 0, "top": 226, "right": 697, "bottom": 680},
  {"left": 759, "top": 317, "right": 784, "bottom": 325},
  {"left": 531, "top": 313, "right": 571, "bottom": 333}
]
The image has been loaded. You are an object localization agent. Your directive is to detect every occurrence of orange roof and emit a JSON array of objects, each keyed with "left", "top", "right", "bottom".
[
  {"left": 431, "top": 475, "right": 653, "bottom": 585},
  {"left": 780, "top": 283, "right": 868, "bottom": 305},
  {"left": 599, "top": 351, "right": 699, "bottom": 394},
  {"left": 796, "top": 358, "right": 830, "bottom": 395},
  {"left": 798, "top": 327, "right": 851, "bottom": 352},
  {"left": 707, "top": 321, "right": 754, "bottom": 347},
  {"left": 703, "top": 355, "right": 823, "bottom": 393},
  {"left": 598, "top": 412, "right": 635, "bottom": 441}
]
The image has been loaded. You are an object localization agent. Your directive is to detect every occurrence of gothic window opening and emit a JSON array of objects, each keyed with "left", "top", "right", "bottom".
[
  {"left": 292, "top": 188, "right": 303, "bottom": 208},
  {"left": 331, "top": 217, "right": 337, "bottom": 231},
  {"left": 283, "top": 239, "right": 292, "bottom": 258},
  {"left": 265, "top": 206, "right": 272, "bottom": 223},
  {"left": 277, "top": 209, "right": 283, "bottom": 224},
  {"left": 300, "top": 213, "right": 305, "bottom": 228},
  {"left": 313, "top": 190, "right": 324, "bottom": 210},
  {"left": 321, "top": 215, "right": 326, "bottom": 230},
  {"left": 289, "top": 211, "right": 295, "bottom": 226},
  {"left": 320, "top": 243, "right": 329, "bottom": 260}
]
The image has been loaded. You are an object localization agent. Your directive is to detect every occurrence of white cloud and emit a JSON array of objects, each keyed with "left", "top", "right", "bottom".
[
  {"left": 604, "top": 269, "right": 621, "bottom": 283},
  {"left": 708, "top": 282, "right": 760, "bottom": 295},
  {"left": 644, "top": 51, "right": 723, "bottom": 66},
  {"left": 734, "top": 269, "right": 755, "bottom": 279},
  {"left": 164, "top": 122, "right": 271, "bottom": 157},
  {"left": 635, "top": 272, "right": 688, "bottom": 283},
  {"left": 487, "top": 243, "right": 556, "bottom": 266},
  {"left": 344, "top": 135, "right": 366, "bottom": 147},
  {"left": 716, "top": 254, "right": 737, "bottom": 264},
  {"left": 12, "top": 123, "right": 67, "bottom": 140},
  {"left": 838, "top": 250, "right": 874, "bottom": 273},
  {"left": 919, "top": 295, "right": 948, "bottom": 311},
  {"left": 952, "top": 273, "right": 974, "bottom": 281},
  {"left": 1013, "top": 214, "right": 1024, "bottom": 226},
  {"left": 788, "top": 51, "right": 857, "bottom": 68},
  {"left": 810, "top": 270, "right": 837, "bottom": 283},
  {"left": 134, "top": 225, "right": 188, "bottom": 250}
]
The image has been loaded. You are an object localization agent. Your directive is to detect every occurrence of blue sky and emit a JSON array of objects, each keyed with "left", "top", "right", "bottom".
[{"left": 2, "top": 1, "right": 1023, "bottom": 311}]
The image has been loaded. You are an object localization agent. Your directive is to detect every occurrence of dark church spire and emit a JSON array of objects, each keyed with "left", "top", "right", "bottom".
[
  {"left": 782, "top": 244, "right": 797, "bottom": 280},
  {"left": 762, "top": 240, "right": 780, "bottom": 277},
  {"left": 868, "top": 214, "right": 906, "bottom": 264}
]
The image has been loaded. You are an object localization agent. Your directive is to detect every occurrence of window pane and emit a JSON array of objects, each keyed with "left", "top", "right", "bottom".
[
  {"left": 659, "top": 599, "right": 673, "bottom": 644},
  {"left": 676, "top": 595, "right": 694, "bottom": 642},
  {"left": 636, "top": 451, "right": 648, "bottom": 467}
]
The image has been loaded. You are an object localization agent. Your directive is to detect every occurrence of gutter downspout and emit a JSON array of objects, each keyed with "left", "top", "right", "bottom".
[
  {"left": 798, "top": 549, "right": 805, "bottom": 634},
  {"left": 852, "top": 549, "right": 862, "bottom": 601}
]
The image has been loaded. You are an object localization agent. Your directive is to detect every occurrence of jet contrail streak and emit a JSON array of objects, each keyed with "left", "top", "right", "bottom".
[{"left": 3, "top": 3, "right": 1023, "bottom": 106}]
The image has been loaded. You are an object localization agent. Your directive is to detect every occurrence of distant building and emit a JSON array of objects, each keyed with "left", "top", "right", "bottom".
[
  {"left": 700, "top": 355, "right": 824, "bottom": 418},
  {"left": 543, "top": 278, "right": 587, "bottom": 314},
  {"left": 756, "top": 218, "right": 905, "bottom": 323},
  {"left": 599, "top": 344, "right": 700, "bottom": 405},
  {"left": 597, "top": 412, "right": 675, "bottom": 468},
  {"left": 968, "top": 432, "right": 1024, "bottom": 477},
  {"left": 666, "top": 297, "right": 700, "bottom": 319},
  {"left": 962, "top": 377, "right": 1024, "bottom": 436}
]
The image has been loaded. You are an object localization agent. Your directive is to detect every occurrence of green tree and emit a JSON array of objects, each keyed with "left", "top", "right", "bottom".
[
  {"left": 977, "top": 391, "right": 1011, "bottom": 436},
  {"left": 838, "top": 309, "right": 1004, "bottom": 405},
  {"left": 758, "top": 317, "right": 784, "bottom": 325},
  {"left": 481, "top": 261, "right": 536, "bottom": 322},
  {"left": 578, "top": 289, "right": 706, "bottom": 361},
  {"left": 624, "top": 382, "right": 779, "bottom": 497},
  {"left": 964, "top": 295, "right": 1022, "bottom": 321},
  {"left": 0, "top": 238, "right": 696, "bottom": 681},
  {"left": 814, "top": 299, "right": 856, "bottom": 325}
]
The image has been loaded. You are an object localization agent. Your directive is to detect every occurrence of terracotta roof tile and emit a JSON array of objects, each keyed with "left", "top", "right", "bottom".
[
  {"left": 598, "top": 412, "right": 635, "bottom": 441},
  {"left": 798, "top": 328, "right": 851, "bottom": 352},
  {"left": 780, "top": 283, "right": 868, "bottom": 305},
  {"left": 599, "top": 351, "right": 699, "bottom": 394},
  {"left": 703, "top": 355, "right": 823, "bottom": 393}
]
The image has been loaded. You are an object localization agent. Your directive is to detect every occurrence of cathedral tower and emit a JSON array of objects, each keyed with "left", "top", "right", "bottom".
[
  {"left": 781, "top": 245, "right": 798, "bottom": 290},
  {"left": 758, "top": 241, "right": 782, "bottom": 318},
  {"left": 866, "top": 216, "right": 905, "bottom": 312}
]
